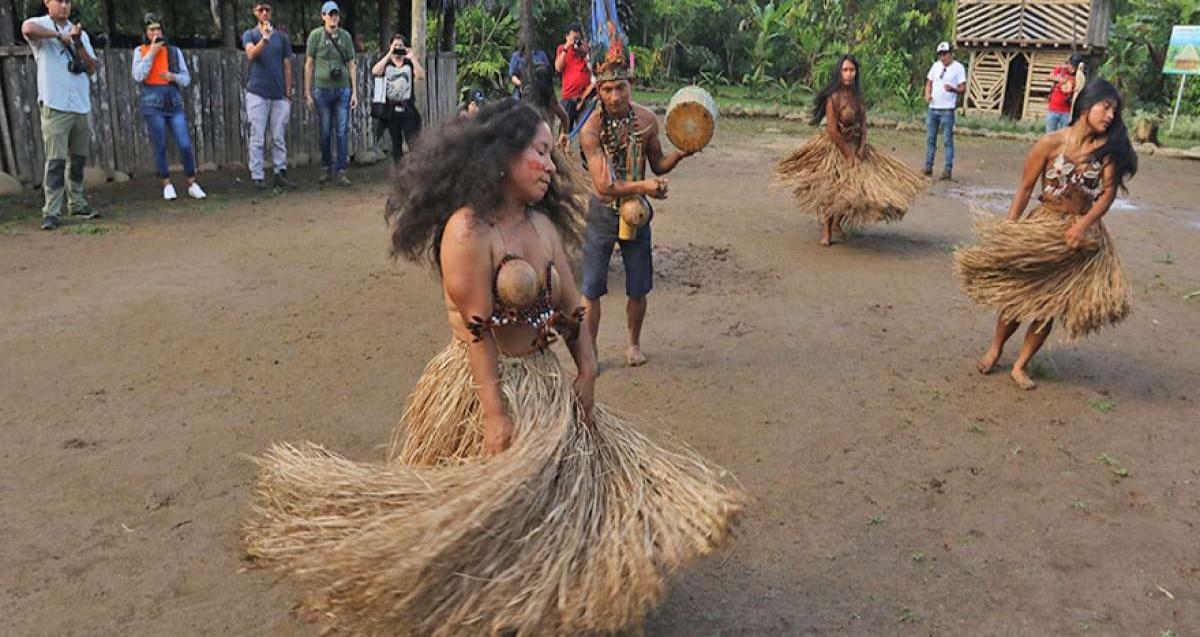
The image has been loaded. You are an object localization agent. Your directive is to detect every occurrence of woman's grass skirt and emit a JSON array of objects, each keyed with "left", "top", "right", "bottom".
[
  {"left": 245, "top": 341, "right": 745, "bottom": 636},
  {"left": 954, "top": 206, "right": 1131, "bottom": 339},
  {"left": 775, "top": 133, "right": 927, "bottom": 227}
]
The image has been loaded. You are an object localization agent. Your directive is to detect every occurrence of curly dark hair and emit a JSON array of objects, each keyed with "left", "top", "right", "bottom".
[{"left": 387, "top": 98, "right": 583, "bottom": 270}]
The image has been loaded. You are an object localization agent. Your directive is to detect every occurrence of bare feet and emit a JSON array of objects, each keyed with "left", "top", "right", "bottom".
[
  {"left": 625, "top": 345, "right": 647, "bottom": 367},
  {"left": 819, "top": 234, "right": 832, "bottom": 247},
  {"left": 977, "top": 348, "right": 1001, "bottom": 375},
  {"left": 1011, "top": 367, "right": 1037, "bottom": 390}
]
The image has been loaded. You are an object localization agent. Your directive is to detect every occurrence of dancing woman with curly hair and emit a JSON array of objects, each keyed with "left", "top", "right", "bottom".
[{"left": 243, "top": 99, "right": 743, "bottom": 636}]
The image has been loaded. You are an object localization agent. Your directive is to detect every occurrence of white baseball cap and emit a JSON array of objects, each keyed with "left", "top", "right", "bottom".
[{"left": 936, "top": 41, "right": 952, "bottom": 53}]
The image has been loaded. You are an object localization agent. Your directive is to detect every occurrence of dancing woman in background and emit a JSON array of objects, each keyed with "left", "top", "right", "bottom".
[{"left": 776, "top": 54, "right": 926, "bottom": 246}]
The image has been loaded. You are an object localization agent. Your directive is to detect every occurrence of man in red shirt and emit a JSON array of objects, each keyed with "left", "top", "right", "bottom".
[
  {"left": 555, "top": 22, "right": 591, "bottom": 131},
  {"left": 1046, "top": 53, "right": 1084, "bottom": 133}
]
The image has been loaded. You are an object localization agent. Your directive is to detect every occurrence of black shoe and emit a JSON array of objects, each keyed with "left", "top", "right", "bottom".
[
  {"left": 922, "top": 166, "right": 933, "bottom": 177},
  {"left": 274, "top": 171, "right": 298, "bottom": 190},
  {"left": 941, "top": 168, "right": 953, "bottom": 181},
  {"left": 70, "top": 205, "right": 101, "bottom": 220},
  {"left": 41, "top": 216, "right": 60, "bottom": 231}
]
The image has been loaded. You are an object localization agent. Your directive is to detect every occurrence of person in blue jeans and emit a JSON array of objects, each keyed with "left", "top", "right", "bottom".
[
  {"left": 923, "top": 42, "right": 967, "bottom": 180},
  {"left": 305, "top": 1, "right": 358, "bottom": 187},
  {"left": 133, "top": 14, "right": 205, "bottom": 200}
]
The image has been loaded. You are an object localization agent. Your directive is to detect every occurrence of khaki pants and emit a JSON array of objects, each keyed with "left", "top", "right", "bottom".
[{"left": 40, "top": 104, "right": 90, "bottom": 218}]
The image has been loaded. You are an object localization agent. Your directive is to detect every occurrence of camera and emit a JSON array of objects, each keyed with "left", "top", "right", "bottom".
[
  {"left": 393, "top": 46, "right": 407, "bottom": 56},
  {"left": 329, "top": 67, "right": 344, "bottom": 80},
  {"left": 152, "top": 35, "right": 165, "bottom": 44},
  {"left": 64, "top": 46, "right": 87, "bottom": 74},
  {"left": 573, "top": 38, "right": 585, "bottom": 50}
]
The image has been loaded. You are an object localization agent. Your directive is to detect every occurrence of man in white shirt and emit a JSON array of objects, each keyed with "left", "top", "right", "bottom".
[
  {"left": 22, "top": 0, "right": 103, "bottom": 230},
  {"left": 923, "top": 41, "right": 966, "bottom": 180}
]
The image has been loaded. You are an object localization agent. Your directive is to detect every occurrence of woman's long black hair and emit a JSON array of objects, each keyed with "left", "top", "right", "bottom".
[
  {"left": 387, "top": 99, "right": 583, "bottom": 270},
  {"left": 1071, "top": 78, "right": 1137, "bottom": 192},
  {"left": 810, "top": 54, "right": 861, "bottom": 126}
]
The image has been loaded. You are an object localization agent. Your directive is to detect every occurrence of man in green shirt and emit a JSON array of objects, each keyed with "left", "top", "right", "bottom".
[{"left": 305, "top": 1, "right": 358, "bottom": 186}]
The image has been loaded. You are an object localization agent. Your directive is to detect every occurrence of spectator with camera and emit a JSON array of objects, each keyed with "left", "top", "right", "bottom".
[
  {"left": 555, "top": 22, "right": 590, "bottom": 132},
  {"left": 22, "top": 0, "right": 102, "bottom": 231},
  {"left": 508, "top": 46, "right": 549, "bottom": 99},
  {"left": 305, "top": 1, "right": 358, "bottom": 187},
  {"left": 243, "top": 1, "right": 296, "bottom": 190},
  {"left": 371, "top": 33, "right": 424, "bottom": 165},
  {"left": 133, "top": 13, "right": 205, "bottom": 201}
]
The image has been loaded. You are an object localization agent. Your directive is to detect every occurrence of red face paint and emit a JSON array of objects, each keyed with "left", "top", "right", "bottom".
[{"left": 526, "top": 159, "right": 550, "bottom": 173}]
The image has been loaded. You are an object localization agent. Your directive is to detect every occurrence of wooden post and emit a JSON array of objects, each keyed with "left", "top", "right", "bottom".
[{"left": 0, "top": 0, "right": 18, "bottom": 176}]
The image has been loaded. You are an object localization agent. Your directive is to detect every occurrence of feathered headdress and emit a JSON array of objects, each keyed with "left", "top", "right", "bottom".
[{"left": 589, "top": 0, "right": 632, "bottom": 82}]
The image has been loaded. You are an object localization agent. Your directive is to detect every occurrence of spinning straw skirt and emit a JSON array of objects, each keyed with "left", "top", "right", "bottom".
[
  {"left": 775, "top": 133, "right": 926, "bottom": 227},
  {"left": 954, "top": 206, "right": 1131, "bottom": 339},
  {"left": 245, "top": 340, "right": 744, "bottom": 636}
]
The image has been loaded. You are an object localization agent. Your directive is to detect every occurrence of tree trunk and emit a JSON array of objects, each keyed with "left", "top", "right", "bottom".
[
  {"left": 412, "top": 0, "right": 426, "bottom": 62},
  {"left": 439, "top": 5, "right": 455, "bottom": 53},
  {"left": 0, "top": 0, "right": 16, "bottom": 47},
  {"left": 519, "top": 0, "right": 534, "bottom": 93},
  {"left": 377, "top": 0, "right": 392, "bottom": 50},
  {"left": 102, "top": 0, "right": 118, "bottom": 41},
  {"left": 221, "top": 0, "right": 237, "bottom": 50}
]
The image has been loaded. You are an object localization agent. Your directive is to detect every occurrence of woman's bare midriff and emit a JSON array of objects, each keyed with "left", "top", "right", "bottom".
[
  {"left": 445, "top": 301, "right": 543, "bottom": 357},
  {"left": 1038, "top": 191, "right": 1092, "bottom": 216}
]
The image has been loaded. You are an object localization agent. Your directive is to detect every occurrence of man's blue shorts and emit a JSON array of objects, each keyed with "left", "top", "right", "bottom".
[{"left": 581, "top": 196, "right": 653, "bottom": 300}]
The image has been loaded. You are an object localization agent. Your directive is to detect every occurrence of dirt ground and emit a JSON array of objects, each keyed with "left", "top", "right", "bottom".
[{"left": 2, "top": 118, "right": 1198, "bottom": 636}]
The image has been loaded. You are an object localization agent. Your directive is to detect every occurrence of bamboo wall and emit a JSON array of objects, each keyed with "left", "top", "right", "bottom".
[{"left": 0, "top": 47, "right": 458, "bottom": 185}]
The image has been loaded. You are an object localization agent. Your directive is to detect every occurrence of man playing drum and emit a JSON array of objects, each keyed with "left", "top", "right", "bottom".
[{"left": 578, "top": 31, "right": 695, "bottom": 367}]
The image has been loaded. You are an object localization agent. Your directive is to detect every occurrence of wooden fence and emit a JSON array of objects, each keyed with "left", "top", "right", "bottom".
[{"left": 0, "top": 47, "right": 458, "bottom": 185}]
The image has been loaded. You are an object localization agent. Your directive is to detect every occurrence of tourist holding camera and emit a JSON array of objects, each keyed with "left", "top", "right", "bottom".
[
  {"left": 305, "top": 1, "right": 358, "bottom": 187},
  {"left": 22, "top": 0, "right": 102, "bottom": 230},
  {"left": 371, "top": 33, "right": 425, "bottom": 164},
  {"left": 555, "top": 22, "right": 590, "bottom": 131},
  {"left": 133, "top": 14, "right": 205, "bottom": 201}
]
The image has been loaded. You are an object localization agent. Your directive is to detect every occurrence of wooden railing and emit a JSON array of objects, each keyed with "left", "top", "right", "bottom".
[{"left": 0, "top": 47, "right": 457, "bottom": 185}]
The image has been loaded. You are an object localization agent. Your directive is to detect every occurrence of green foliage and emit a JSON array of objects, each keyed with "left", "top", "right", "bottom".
[
  {"left": 1103, "top": 0, "right": 1200, "bottom": 116},
  {"left": 452, "top": 5, "right": 520, "bottom": 94}
]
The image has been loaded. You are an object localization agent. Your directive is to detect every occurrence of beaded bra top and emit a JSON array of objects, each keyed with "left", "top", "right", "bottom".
[
  {"left": 465, "top": 221, "right": 584, "bottom": 350},
  {"left": 834, "top": 91, "right": 865, "bottom": 144},
  {"left": 1042, "top": 151, "right": 1104, "bottom": 201}
]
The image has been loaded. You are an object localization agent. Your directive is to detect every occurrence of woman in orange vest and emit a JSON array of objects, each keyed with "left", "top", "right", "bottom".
[{"left": 132, "top": 14, "right": 205, "bottom": 201}]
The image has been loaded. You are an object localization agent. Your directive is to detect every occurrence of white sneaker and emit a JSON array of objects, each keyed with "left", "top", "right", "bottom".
[
  {"left": 187, "top": 183, "right": 207, "bottom": 199},
  {"left": 163, "top": 183, "right": 178, "bottom": 200}
]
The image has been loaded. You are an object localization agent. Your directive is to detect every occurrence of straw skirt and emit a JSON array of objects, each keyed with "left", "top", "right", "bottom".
[
  {"left": 245, "top": 340, "right": 744, "bottom": 636},
  {"left": 775, "top": 133, "right": 926, "bottom": 227},
  {"left": 954, "top": 205, "right": 1131, "bottom": 339}
]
